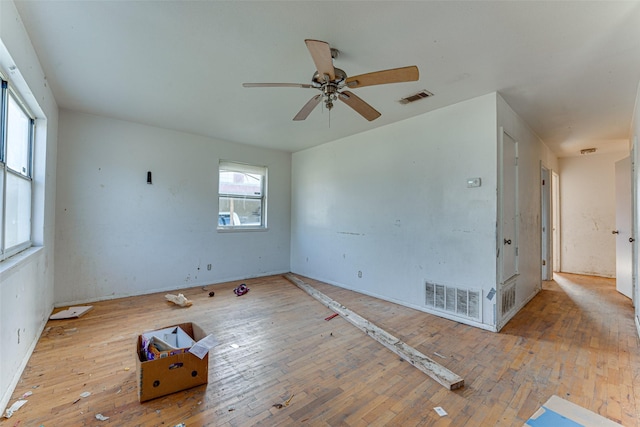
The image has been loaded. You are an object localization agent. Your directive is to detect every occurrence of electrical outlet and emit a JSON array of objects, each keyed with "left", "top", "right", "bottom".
[{"left": 467, "top": 177, "right": 481, "bottom": 188}]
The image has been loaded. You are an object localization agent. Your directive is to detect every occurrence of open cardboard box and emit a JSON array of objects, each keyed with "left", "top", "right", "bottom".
[{"left": 136, "top": 322, "right": 209, "bottom": 402}]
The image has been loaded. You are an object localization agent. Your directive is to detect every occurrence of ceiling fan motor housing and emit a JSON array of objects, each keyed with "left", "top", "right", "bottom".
[{"left": 312, "top": 67, "right": 347, "bottom": 86}]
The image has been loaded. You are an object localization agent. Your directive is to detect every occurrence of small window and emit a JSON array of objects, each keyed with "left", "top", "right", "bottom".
[{"left": 218, "top": 161, "right": 266, "bottom": 229}]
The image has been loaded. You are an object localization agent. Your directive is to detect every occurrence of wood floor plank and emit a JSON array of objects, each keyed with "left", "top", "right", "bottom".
[{"left": 4, "top": 273, "right": 639, "bottom": 426}]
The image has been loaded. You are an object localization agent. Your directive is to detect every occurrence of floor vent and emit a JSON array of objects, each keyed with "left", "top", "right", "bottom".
[
  {"left": 425, "top": 281, "right": 481, "bottom": 321},
  {"left": 501, "top": 284, "right": 516, "bottom": 315}
]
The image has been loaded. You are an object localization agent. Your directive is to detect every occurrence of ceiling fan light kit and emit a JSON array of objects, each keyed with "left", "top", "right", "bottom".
[{"left": 243, "top": 39, "right": 420, "bottom": 122}]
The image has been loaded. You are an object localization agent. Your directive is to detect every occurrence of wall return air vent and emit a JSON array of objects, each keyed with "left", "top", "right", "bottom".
[
  {"left": 425, "top": 281, "right": 481, "bottom": 321},
  {"left": 399, "top": 90, "right": 433, "bottom": 104}
]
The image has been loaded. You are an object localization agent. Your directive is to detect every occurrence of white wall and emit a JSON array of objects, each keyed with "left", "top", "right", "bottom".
[
  {"left": 292, "top": 94, "right": 500, "bottom": 329},
  {"left": 559, "top": 151, "right": 628, "bottom": 277},
  {"left": 55, "top": 111, "right": 291, "bottom": 304},
  {"left": 0, "top": 1, "right": 58, "bottom": 413},
  {"left": 291, "top": 93, "right": 557, "bottom": 331}
]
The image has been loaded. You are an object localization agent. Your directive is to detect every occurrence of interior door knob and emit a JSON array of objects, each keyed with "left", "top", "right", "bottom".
[
  {"left": 504, "top": 239, "right": 512, "bottom": 245},
  {"left": 630, "top": 237, "right": 635, "bottom": 243},
  {"left": 612, "top": 230, "right": 619, "bottom": 234}
]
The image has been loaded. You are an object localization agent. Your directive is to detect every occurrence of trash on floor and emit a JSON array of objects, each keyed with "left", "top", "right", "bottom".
[
  {"left": 208, "top": 291, "right": 215, "bottom": 297},
  {"left": 273, "top": 393, "right": 295, "bottom": 409},
  {"left": 233, "top": 284, "right": 249, "bottom": 296},
  {"left": 434, "top": 407, "right": 447, "bottom": 417},
  {"left": 95, "top": 413, "right": 109, "bottom": 421},
  {"left": 324, "top": 313, "right": 338, "bottom": 321},
  {"left": 49, "top": 306, "right": 93, "bottom": 320},
  {"left": 165, "top": 293, "right": 192, "bottom": 307},
  {"left": 4, "top": 399, "right": 27, "bottom": 418}
]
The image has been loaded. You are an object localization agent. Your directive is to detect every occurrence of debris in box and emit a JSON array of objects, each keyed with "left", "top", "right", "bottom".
[
  {"left": 141, "top": 326, "right": 196, "bottom": 361},
  {"left": 165, "top": 293, "right": 192, "bottom": 307},
  {"left": 189, "top": 334, "right": 219, "bottom": 359},
  {"left": 49, "top": 305, "right": 93, "bottom": 320},
  {"left": 4, "top": 399, "right": 27, "bottom": 418},
  {"left": 233, "top": 284, "right": 249, "bottom": 296}
]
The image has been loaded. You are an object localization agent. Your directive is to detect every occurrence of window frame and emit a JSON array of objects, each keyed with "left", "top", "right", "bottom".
[
  {"left": 217, "top": 160, "right": 267, "bottom": 231},
  {"left": 0, "top": 76, "right": 35, "bottom": 261}
]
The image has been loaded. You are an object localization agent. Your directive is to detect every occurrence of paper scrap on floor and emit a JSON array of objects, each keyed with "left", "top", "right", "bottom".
[{"left": 49, "top": 306, "right": 93, "bottom": 320}]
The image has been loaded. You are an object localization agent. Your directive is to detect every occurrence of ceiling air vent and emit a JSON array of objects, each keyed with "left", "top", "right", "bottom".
[{"left": 399, "top": 90, "right": 433, "bottom": 104}]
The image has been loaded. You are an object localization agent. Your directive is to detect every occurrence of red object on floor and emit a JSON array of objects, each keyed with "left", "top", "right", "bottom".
[{"left": 324, "top": 313, "right": 339, "bottom": 321}]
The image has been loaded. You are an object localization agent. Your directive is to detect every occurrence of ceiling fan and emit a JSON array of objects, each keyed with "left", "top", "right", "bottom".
[{"left": 243, "top": 39, "right": 419, "bottom": 122}]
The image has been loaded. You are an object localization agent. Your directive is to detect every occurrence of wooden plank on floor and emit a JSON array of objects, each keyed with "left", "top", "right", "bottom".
[{"left": 284, "top": 273, "right": 464, "bottom": 390}]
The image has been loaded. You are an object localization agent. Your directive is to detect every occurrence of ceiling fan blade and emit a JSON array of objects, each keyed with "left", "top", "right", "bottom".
[
  {"left": 345, "top": 66, "right": 419, "bottom": 89},
  {"left": 305, "top": 39, "right": 335, "bottom": 81},
  {"left": 338, "top": 91, "right": 381, "bottom": 121},
  {"left": 293, "top": 94, "right": 322, "bottom": 121},
  {"left": 243, "top": 83, "right": 314, "bottom": 88}
]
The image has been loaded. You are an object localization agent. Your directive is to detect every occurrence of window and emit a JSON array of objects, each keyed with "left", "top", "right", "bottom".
[
  {"left": 0, "top": 78, "right": 35, "bottom": 260},
  {"left": 218, "top": 161, "right": 266, "bottom": 229}
]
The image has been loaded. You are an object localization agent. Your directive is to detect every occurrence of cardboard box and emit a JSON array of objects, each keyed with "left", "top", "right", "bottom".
[{"left": 137, "top": 322, "right": 209, "bottom": 402}]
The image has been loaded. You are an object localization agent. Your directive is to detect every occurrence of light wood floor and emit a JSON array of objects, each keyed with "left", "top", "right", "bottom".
[{"left": 3, "top": 273, "right": 639, "bottom": 426}]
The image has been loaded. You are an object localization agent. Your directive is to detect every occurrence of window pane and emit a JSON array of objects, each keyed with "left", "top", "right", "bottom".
[
  {"left": 7, "top": 93, "right": 31, "bottom": 176},
  {"left": 219, "top": 171, "right": 263, "bottom": 197},
  {"left": 5, "top": 173, "right": 31, "bottom": 249},
  {"left": 219, "top": 196, "right": 262, "bottom": 226}
]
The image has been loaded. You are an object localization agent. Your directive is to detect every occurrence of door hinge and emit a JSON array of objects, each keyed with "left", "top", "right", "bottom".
[{"left": 542, "top": 260, "right": 546, "bottom": 266}]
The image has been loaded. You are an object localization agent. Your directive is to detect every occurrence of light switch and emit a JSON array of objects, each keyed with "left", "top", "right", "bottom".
[{"left": 467, "top": 177, "right": 481, "bottom": 188}]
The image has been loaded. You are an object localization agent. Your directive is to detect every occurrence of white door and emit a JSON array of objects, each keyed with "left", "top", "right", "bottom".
[
  {"left": 500, "top": 130, "right": 518, "bottom": 283},
  {"left": 541, "top": 166, "right": 552, "bottom": 280},
  {"left": 552, "top": 171, "right": 560, "bottom": 272},
  {"left": 615, "top": 156, "right": 633, "bottom": 299}
]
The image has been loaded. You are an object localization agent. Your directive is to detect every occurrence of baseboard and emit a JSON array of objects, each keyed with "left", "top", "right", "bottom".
[{"left": 0, "top": 317, "right": 49, "bottom": 415}]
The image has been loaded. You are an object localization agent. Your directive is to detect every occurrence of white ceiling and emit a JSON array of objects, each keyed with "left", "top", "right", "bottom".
[{"left": 12, "top": 1, "right": 640, "bottom": 156}]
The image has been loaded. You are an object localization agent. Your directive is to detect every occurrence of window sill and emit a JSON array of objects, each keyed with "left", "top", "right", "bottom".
[
  {"left": 0, "top": 246, "right": 43, "bottom": 279},
  {"left": 217, "top": 227, "right": 268, "bottom": 233}
]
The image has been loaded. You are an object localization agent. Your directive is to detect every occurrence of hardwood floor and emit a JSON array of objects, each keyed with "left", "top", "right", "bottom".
[{"left": 3, "top": 273, "right": 639, "bottom": 426}]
